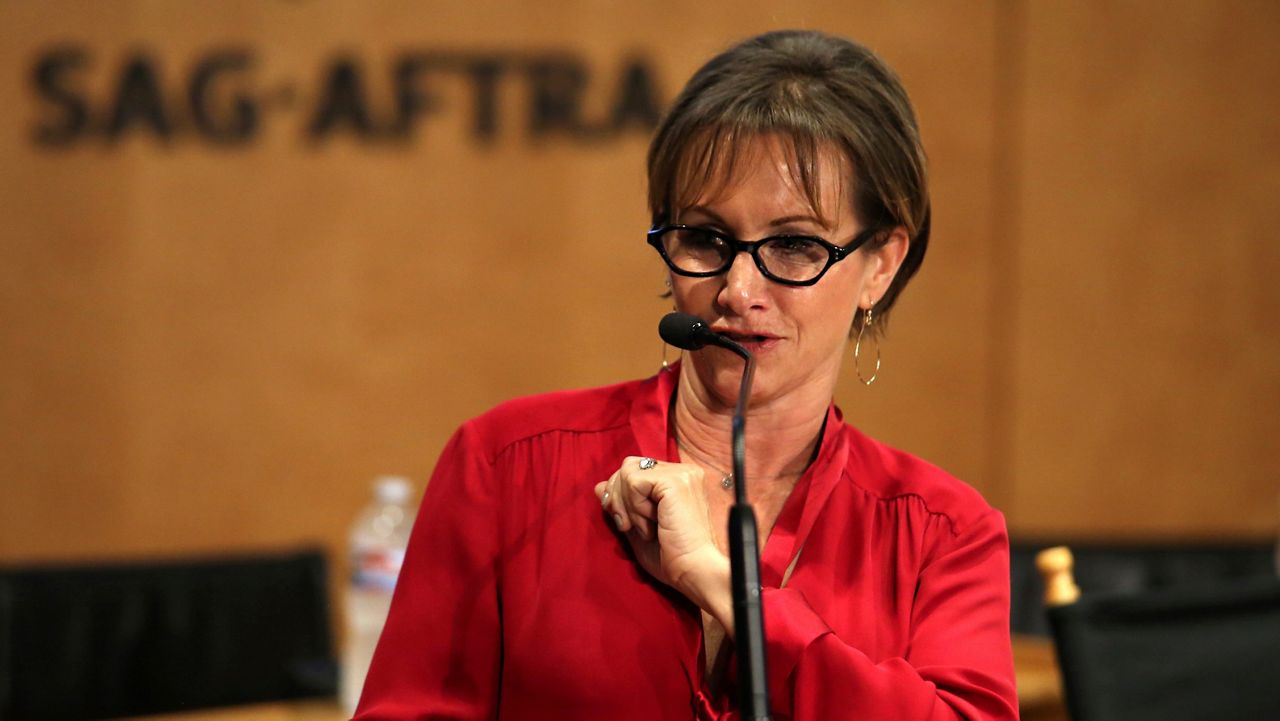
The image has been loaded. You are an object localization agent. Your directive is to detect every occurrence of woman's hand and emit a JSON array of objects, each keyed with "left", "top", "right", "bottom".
[{"left": 595, "top": 456, "right": 733, "bottom": 630}]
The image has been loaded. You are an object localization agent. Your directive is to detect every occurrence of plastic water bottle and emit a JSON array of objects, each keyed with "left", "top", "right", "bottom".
[{"left": 342, "top": 475, "right": 415, "bottom": 715}]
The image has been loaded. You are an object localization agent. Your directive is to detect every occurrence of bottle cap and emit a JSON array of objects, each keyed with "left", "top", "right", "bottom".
[{"left": 373, "top": 475, "right": 412, "bottom": 504}]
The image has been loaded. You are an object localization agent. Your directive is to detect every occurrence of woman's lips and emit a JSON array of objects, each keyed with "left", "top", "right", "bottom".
[{"left": 715, "top": 330, "right": 781, "bottom": 353}]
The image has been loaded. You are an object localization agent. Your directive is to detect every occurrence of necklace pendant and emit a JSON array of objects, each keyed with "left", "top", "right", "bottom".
[{"left": 720, "top": 474, "right": 734, "bottom": 489}]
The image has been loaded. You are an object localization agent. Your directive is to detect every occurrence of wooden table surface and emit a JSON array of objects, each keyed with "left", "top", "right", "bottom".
[
  {"left": 1014, "top": 634, "right": 1068, "bottom": 721},
  {"left": 128, "top": 699, "right": 347, "bottom": 721}
]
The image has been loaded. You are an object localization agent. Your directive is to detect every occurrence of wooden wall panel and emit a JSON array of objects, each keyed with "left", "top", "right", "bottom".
[
  {"left": 0, "top": 1, "right": 1000, "bottom": 569},
  {"left": 1007, "top": 1, "right": 1280, "bottom": 538}
]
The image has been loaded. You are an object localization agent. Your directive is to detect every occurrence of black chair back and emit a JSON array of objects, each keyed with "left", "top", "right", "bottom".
[
  {"left": 0, "top": 549, "right": 337, "bottom": 719},
  {"left": 1048, "top": 576, "right": 1280, "bottom": 721},
  {"left": 1011, "top": 541, "right": 1274, "bottom": 636}
]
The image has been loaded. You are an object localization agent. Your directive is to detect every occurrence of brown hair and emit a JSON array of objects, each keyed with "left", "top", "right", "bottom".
[{"left": 647, "top": 30, "right": 930, "bottom": 334}]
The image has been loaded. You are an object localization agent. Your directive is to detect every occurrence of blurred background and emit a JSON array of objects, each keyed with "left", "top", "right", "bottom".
[{"left": 1, "top": 0, "right": 1278, "bottom": 717}]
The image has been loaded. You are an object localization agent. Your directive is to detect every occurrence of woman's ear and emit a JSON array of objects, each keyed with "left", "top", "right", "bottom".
[{"left": 861, "top": 226, "right": 910, "bottom": 307}]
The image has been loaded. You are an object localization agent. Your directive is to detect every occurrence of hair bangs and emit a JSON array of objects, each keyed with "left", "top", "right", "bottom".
[{"left": 654, "top": 111, "right": 847, "bottom": 229}]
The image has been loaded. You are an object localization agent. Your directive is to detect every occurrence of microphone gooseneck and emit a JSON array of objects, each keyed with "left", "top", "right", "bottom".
[{"left": 656, "top": 312, "right": 771, "bottom": 720}]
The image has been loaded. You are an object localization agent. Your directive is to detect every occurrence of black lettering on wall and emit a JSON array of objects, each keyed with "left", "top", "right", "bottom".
[
  {"left": 26, "top": 45, "right": 665, "bottom": 149},
  {"left": 609, "top": 57, "right": 662, "bottom": 132},
  {"left": 30, "top": 47, "right": 91, "bottom": 146},
  {"left": 105, "top": 55, "right": 173, "bottom": 141},
  {"left": 388, "top": 54, "right": 440, "bottom": 141},
  {"left": 189, "top": 50, "right": 259, "bottom": 144},
  {"left": 307, "top": 58, "right": 377, "bottom": 140},
  {"left": 465, "top": 58, "right": 506, "bottom": 142},
  {"left": 526, "top": 55, "right": 590, "bottom": 137}
]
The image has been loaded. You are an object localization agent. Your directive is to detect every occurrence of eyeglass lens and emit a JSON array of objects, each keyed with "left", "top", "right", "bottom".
[{"left": 660, "top": 227, "right": 831, "bottom": 282}]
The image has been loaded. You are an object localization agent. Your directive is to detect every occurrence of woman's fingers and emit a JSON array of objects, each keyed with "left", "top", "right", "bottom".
[
  {"left": 620, "top": 459, "right": 662, "bottom": 540},
  {"left": 596, "top": 473, "right": 627, "bottom": 532},
  {"left": 596, "top": 469, "right": 653, "bottom": 538},
  {"left": 597, "top": 456, "right": 712, "bottom": 549},
  {"left": 594, "top": 456, "right": 729, "bottom": 617}
]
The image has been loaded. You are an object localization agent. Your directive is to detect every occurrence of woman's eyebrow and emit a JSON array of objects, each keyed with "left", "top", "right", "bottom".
[
  {"left": 680, "top": 205, "right": 727, "bottom": 225},
  {"left": 767, "top": 214, "right": 832, "bottom": 231},
  {"left": 683, "top": 206, "right": 832, "bottom": 231}
]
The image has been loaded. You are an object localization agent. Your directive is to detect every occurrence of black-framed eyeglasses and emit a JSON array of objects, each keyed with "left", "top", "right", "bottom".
[{"left": 646, "top": 224, "right": 881, "bottom": 286}]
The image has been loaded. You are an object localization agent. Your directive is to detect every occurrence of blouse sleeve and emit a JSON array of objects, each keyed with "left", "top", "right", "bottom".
[
  {"left": 352, "top": 421, "right": 503, "bottom": 721},
  {"left": 762, "top": 508, "right": 1019, "bottom": 721}
]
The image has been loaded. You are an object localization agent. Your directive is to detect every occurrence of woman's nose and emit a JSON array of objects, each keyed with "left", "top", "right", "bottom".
[{"left": 717, "top": 250, "right": 770, "bottom": 314}]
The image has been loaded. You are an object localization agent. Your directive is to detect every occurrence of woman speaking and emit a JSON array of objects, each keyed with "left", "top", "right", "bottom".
[{"left": 354, "top": 30, "right": 1017, "bottom": 721}]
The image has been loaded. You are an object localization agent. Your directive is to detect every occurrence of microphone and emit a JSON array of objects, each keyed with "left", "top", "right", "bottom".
[
  {"left": 659, "top": 311, "right": 752, "bottom": 362},
  {"left": 656, "top": 312, "right": 771, "bottom": 720},
  {"left": 658, "top": 311, "right": 720, "bottom": 351}
]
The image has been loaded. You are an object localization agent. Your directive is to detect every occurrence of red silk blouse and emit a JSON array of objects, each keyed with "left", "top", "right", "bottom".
[{"left": 354, "top": 366, "right": 1018, "bottom": 720}]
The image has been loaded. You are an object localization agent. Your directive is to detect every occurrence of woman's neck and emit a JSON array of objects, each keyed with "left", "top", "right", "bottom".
[{"left": 672, "top": 365, "right": 830, "bottom": 488}]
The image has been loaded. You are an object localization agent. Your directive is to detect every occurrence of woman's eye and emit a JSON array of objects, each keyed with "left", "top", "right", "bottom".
[
  {"left": 682, "top": 229, "right": 724, "bottom": 249},
  {"left": 772, "top": 238, "right": 823, "bottom": 257}
]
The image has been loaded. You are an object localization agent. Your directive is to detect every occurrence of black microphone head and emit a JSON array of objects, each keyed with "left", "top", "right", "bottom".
[{"left": 659, "top": 312, "right": 715, "bottom": 351}]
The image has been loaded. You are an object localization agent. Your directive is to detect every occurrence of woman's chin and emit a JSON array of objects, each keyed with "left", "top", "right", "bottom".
[{"left": 684, "top": 357, "right": 740, "bottom": 404}]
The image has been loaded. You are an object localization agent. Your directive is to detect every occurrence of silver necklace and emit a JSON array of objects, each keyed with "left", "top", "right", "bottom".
[
  {"left": 674, "top": 435, "right": 807, "bottom": 491},
  {"left": 675, "top": 436, "right": 736, "bottom": 489}
]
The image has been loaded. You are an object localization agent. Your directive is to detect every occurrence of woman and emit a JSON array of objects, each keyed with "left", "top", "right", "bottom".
[{"left": 355, "top": 30, "right": 1017, "bottom": 721}]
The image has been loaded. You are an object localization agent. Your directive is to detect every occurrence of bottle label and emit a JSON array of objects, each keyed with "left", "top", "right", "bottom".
[{"left": 351, "top": 546, "right": 406, "bottom": 592}]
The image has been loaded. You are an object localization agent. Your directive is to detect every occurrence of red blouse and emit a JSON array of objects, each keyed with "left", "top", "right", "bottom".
[{"left": 354, "top": 367, "right": 1018, "bottom": 720}]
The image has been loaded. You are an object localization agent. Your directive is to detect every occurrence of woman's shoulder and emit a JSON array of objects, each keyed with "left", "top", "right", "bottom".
[
  {"left": 837, "top": 421, "right": 1000, "bottom": 534},
  {"left": 458, "top": 375, "right": 655, "bottom": 458}
]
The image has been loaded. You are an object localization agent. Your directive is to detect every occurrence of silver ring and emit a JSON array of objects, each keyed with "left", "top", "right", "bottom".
[
  {"left": 600, "top": 490, "right": 611, "bottom": 507},
  {"left": 638, "top": 457, "right": 657, "bottom": 470}
]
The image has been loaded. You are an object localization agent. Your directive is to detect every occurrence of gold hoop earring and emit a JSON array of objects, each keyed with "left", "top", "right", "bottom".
[
  {"left": 854, "top": 307, "right": 881, "bottom": 386},
  {"left": 662, "top": 291, "right": 677, "bottom": 369}
]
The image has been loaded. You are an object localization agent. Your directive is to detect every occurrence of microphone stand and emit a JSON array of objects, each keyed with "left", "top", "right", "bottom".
[
  {"left": 656, "top": 313, "right": 770, "bottom": 719},
  {"left": 711, "top": 337, "right": 771, "bottom": 721}
]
